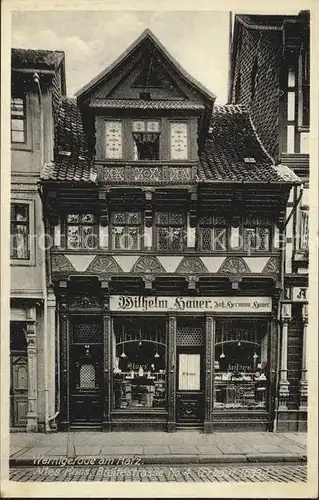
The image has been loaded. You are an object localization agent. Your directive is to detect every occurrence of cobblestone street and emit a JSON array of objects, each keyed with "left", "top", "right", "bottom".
[{"left": 9, "top": 464, "right": 307, "bottom": 483}]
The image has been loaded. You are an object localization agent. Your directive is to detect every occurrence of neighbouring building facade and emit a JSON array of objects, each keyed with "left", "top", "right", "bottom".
[
  {"left": 38, "top": 28, "right": 303, "bottom": 433},
  {"left": 10, "top": 49, "right": 65, "bottom": 431},
  {"left": 229, "top": 11, "right": 310, "bottom": 431}
]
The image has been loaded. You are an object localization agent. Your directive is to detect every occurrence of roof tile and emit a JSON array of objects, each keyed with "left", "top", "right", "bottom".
[{"left": 199, "top": 104, "right": 301, "bottom": 184}]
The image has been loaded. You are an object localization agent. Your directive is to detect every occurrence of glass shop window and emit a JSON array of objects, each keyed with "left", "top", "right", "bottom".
[
  {"left": 199, "top": 215, "right": 228, "bottom": 251},
  {"left": 112, "top": 318, "right": 167, "bottom": 410},
  {"left": 156, "top": 212, "right": 186, "bottom": 251},
  {"left": 213, "top": 319, "right": 269, "bottom": 410},
  {"left": 111, "top": 212, "right": 142, "bottom": 250},
  {"left": 65, "top": 213, "right": 97, "bottom": 249},
  {"left": 132, "top": 120, "right": 160, "bottom": 160}
]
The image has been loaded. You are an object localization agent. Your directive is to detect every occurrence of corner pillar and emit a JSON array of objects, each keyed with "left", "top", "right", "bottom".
[
  {"left": 26, "top": 307, "right": 38, "bottom": 432},
  {"left": 278, "top": 304, "right": 291, "bottom": 410},
  {"left": 204, "top": 315, "right": 214, "bottom": 433},
  {"left": 299, "top": 304, "right": 308, "bottom": 411},
  {"left": 167, "top": 314, "right": 177, "bottom": 432}
]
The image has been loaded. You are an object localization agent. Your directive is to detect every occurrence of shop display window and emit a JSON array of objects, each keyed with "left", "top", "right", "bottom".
[
  {"left": 213, "top": 319, "right": 269, "bottom": 410},
  {"left": 113, "top": 318, "right": 167, "bottom": 410}
]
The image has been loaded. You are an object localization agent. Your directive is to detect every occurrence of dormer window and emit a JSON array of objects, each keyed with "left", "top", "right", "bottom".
[{"left": 132, "top": 120, "right": 160, "bottom": 160}]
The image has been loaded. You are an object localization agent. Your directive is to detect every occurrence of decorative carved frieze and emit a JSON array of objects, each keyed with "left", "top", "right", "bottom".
[
  {"left": 262, "top": 257, "right": 280, "bottom": 274},
  {"left": 69, "top": 295, "right": 101, "bottom": 309},
  {"left": 176, "top": 257, "right": 208, "bottom": 274},
  {"left": 51, "top": 255, "right": 75, "bottom": 273},
  {"left": 98, "top": 164, "right": 196, "bottom": 184},
  {"left": 218, "top": 257, "right": 250, "bottom": 274},
  {"left": 132, "top": 255, "right": 164, "bottom": 274},
  {"left": 86, "top": 255, "right": 121, "bottom": 273}
]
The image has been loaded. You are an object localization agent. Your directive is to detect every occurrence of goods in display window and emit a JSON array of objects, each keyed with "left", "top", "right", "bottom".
[
  {"left": 213, "top": 319, "right": 268, "bottom": 410},
  {"left": 113, "top": 317, "right": 167, "bottom": 410}
]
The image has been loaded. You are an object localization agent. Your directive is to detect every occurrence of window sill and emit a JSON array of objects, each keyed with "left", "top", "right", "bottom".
[
  {"left": 11, "top": 143, "right": 32, "bottom": 152},
  {"left": 10, "top": 258, "right": 35, "bottom": 267}
]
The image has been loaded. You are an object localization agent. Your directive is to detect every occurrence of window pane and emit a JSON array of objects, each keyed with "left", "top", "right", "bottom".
[
  {"left": 156, "top": 213, "right": 169, "bottom": 225},
  {"left": 133, "top": 133, "right": 159, "bottom": 160},
  {"left": 11, "top": 98, "right": 24, "bottom": 115},
  {"left": 170, "top": 228, "right": 183, "bottom": 250},
  {"left": 81, "top": 213, "right": 94, "bottom": 224},
  {"left": 11, "top": 224, "right": 29, "bottom": 259},
  {"left": 147, "top": 121, "right": 160, "bottom": 132},
  {"left": 112, "top": 212, "right": 125, "bottom": 225},
  {"left": 127, "top": 212, "right": 141, "bottom": 225},
  {"left": 288, "top": 68, "right": 295, "bottom": 87},
  {"left": 67, "top": 226, "right": 80, "bottom": 248},
  {"left": 67, "top": 213, "right": 80, "bottom": 223},
  {"left": 286, "top": 125, "right": 295, "bottom": 153},
  {"left": 112, "top": 226, "right": 125, "bottom": 249},
  {"left": 132, "top": 121, "right": 146, "bottom": 132},
  {"left": 12, "top": 204, "right": 28, "bottom": 222},
  {"left": 105, "top": 121, "right": 122, "bottom": 159},
  {"left": 213, "top": 227, "right": 227, "bottom": 251},
  {"left": 169, "top": 213, "right": 184, "bottom": 225},
  {"left": 170, "top": 122, "right": 188, "bottom": 160},
  {"left": 256, "top": 227, "right": 270, "bottom": 251},
  {"left": 178, "top": 354, "right": 200, "bottom": 391},
  {"left": 244, "top": 228, "right": 256, "bottom": 250},
  {"left": 127, "top": 227, "right": 139, "bottom": 249},
  {"left": 157, "top": 228, "right": 169, "bottom": 250},
  {"left": 200, "top": 227, "right": 213, "bottom": 251},
  {"left": 11, "top": 119, "right": 24, "bottom": 131},
  {"left": 82, "top": 226, "right": 94, "bottom": 249},
  {"left": 11, "top": 130, "right": 25, "bottom": 143},
  {"left": 287, "top": 92, "right": 295, "bottom": 121}
]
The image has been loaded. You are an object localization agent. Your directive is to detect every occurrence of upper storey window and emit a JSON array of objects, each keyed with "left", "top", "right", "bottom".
[
  {"left": 298, "top": 43, "right": 310, "bottom": 129},
  {"left": 132, "top": 120, "right": 160, "bottom": 160},
  {"left": 11, "top": 95, "right": 26, "bottom": 144}
]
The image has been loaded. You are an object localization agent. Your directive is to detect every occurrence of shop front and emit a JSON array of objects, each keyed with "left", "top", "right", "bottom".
[{"left": 58, "top": 287, "right": 276, "bottom": 432}]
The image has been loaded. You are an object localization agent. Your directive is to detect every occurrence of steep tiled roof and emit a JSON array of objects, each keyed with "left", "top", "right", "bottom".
[
  {"left": 89, "top": 99, "right": 205, "bottom": 110},
  {"left": 41, "top": 98, "right": 96, "bottom": 183},
  {"left": 12, "top": 48, "right": 64, "bottom": 70},
  {"left": 199, "top": 105, "right": 300, "bottom": 184}
]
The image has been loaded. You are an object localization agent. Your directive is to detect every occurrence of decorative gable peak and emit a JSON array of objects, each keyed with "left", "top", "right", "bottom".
[{"left": 75, "top": 29, "right": 216, "bottom": 106}]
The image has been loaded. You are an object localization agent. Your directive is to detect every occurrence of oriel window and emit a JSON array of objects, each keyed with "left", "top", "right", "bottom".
[
  {"left": 66, "top": 213, "right": 97, "bottom": 249},
  {"left": 111, "top": 212, "right": 142, "bottom": 250},
  {"left": 11, "top": 95, "right": 26, "bottom": 143},
  {"left": 132, "top": 120, "right": 160, "bottom": 160},
  {"left": 10, "top": 204, "right": 30, "bottom": 260},
  {"left": 156, "top": 212, "right": 186, "bottom": 251}
]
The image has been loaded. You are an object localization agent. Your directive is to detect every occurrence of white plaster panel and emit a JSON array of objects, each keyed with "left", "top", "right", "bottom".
[
  {"left": 113, "top": 255, "right": 138, "bottom": 272},
  {"left": 243, "top": 257, "right": 270, "bottom": 273},
  {"left": 157, "top": 256, "right": 183, "bottom": 273},
  {"left": 65, "top": 254, "right": 95, "bottom": 272},
  {"left": 201, "top": 256, "right": 226, "bottom": 273}
]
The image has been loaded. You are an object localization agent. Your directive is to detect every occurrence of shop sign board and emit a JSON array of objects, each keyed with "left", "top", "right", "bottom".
[
  {"left": 109, "top": 296, "right": 272, "bottom": 313},
  {"left": 292, "top": 287, "right": 308, "bottom": 302}
]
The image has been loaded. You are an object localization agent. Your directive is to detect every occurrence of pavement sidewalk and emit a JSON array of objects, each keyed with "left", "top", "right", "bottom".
[{"left": 9, "top": 431, "right": 307, "bottom": 466}]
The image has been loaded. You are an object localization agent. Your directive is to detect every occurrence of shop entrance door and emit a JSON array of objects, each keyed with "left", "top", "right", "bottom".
[
  {"left": 69, "top": 318, "right": 103, "bottom": 424},
  {"left": 176, "top": 347, "right": 204, "bottom": 425}
]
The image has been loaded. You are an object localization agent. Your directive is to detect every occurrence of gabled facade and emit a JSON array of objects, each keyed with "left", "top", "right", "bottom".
[
  {"left": 10, "top": 49, "right": 65, "bottom": 431},
  {"left": 229, "top": 12, "right": 310, "bottom": 431},
  {"left": 40, "top": 29, "right": 300, "bottom": 432}
]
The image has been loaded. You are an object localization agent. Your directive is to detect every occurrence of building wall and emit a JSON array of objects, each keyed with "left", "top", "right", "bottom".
[{"left": 231, "top": 24, "right": 281, "bottom": 161}]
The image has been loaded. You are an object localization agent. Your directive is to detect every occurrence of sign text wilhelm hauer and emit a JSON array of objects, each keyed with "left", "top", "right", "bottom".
[{"left": 110, "top": 296, "right": 272, "bottom": 313}]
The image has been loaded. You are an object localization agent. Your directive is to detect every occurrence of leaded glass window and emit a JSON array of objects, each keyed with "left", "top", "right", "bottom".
[
  {"left": 243, "top": 226, "right": 270, "bottom": 251},
  {"left": 156, "top": 212, "right": 186, "bottom": 251},
  {"left": 66, "top": 213, "right": 96, "bottom": 249},
  {"left": 199, "top": 215, "right": 228, "bottom": 251},
  {"left": 111, "top": 212, "right": 142, "bottom": 250}
]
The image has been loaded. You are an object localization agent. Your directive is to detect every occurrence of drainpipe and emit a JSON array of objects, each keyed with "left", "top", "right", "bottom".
[
  {"left": 34, "top": 72, "right": 50, "bottom": 432},
  {"left": 273, "top": 182, "right": 304, "bottom": 431}
]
